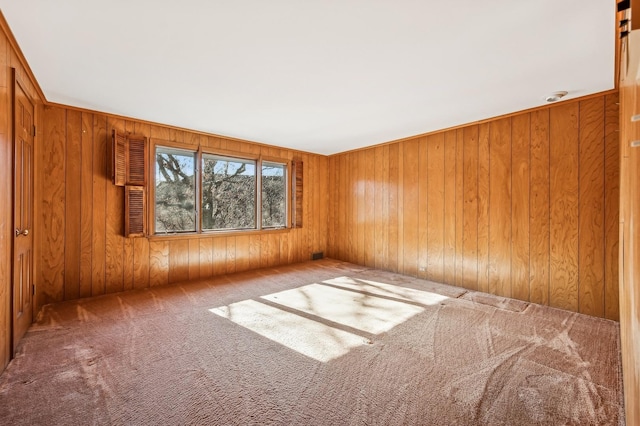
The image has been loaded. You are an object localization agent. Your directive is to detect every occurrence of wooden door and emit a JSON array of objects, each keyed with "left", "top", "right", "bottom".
[{"left": 12, "top": 76, "right": 34, "bottom": 352}]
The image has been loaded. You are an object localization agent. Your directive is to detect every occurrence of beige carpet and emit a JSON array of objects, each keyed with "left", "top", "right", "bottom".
[{"left": 0, "top": 259, "right": 624, "bottom": 425}]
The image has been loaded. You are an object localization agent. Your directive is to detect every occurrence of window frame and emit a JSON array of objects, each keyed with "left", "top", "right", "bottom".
[{"left": 149, "top": 138, "right": 290, "bottom": 238}]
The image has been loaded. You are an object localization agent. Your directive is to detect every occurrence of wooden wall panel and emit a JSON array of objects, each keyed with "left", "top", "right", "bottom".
[
  {"left": 363, "top": 150, "right": 375, "bottom": 268},
  {"left": 388, "top": 144, "right": 399, "bottom": 272},
  {"left": 462, "top": 126, "right": 478, "bottom": 290},
  {"left": 64, "top": 110, "right": 81, "bottom": 300},
  {"left": 603, "top": 93, "right": 620, "bottom": 320},
  {"left": 426, "top": 134, "right": 444, "bottom": 283},
  {"left": 476, "top": 123, "right": 490, "bottom": 294},
  {"left": 91, "top": 115, "right": 107, "bottom": 296},
  {"left": 454, "top": 130, "right": 464, "bottom": 287},
  {"left": 79, "top": 112, "right": 93, "bottom": 298},
  {"left": 511, "top": 114, "right": 530, "bottom": 302},
  {"left": 403, "top": 140, "right": 419, "bottom": 277},
  {"left": 417, "top": 138, "right": 428, "bottom": 279},
  {"left": 488, "top": 118, "right": 512, "bottom": 298},
  {"left": 443, "top": 131, "right": 456, "bottom": 284},
  {"left": 327, "top": 93, "right": 619, "bottom": 318},
  {"left": 549, "top": 102, "right": 580, "bottom": 312},
  {"left": 578, "top": 98, "right": 605, "bottom": 317},
  {"left": 41, "top": 107, "right": 66, "bottom": 304},
  {"left": 36, "top": 106, "right": 329, "bottom": 306},
  {"left": 529, "top": 110, "right": 550, "bottom": 306}
]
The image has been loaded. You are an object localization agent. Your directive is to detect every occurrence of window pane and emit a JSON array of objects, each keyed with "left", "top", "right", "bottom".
[
  {"left": 262, "top": 162, "right": 286, "bottom": 228},
  {"left": 155, "top": 147, "right": 197, "bottom": 233},
  {"left": 202, "top": 155, "right": 256, "bottom": 230}
]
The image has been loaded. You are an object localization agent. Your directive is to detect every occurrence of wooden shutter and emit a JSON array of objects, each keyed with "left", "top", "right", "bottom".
[
  {"left": 126, "top": 134, "right": 147, "bottom": 185},
  {"left": 112, "top": 129, "right": 127, "bottom": 186},
  {"left": 291, "top": 160, "right": 303, "bottom": 228},
  {"left": 112, "top": 130, "right": 148, "bottom": 186},
  {"left": 114, "top": 129, "right": 148, "bottom": 237},
  {"left": 125, "top": 186, "right": 146, "bottom": 237}
]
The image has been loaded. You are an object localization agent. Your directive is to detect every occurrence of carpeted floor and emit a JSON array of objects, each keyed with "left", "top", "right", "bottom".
[{"left": 0, "top": 259, "right": 624, "bottom": 425}]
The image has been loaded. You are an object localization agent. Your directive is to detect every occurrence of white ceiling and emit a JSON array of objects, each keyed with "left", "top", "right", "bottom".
[{"left": 0, "top": 1, "right": 615, "bottom": 155}]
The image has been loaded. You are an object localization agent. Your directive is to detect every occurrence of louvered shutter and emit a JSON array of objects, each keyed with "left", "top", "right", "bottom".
[
  {"left": 112, "top": 129, "right": 127, "bottom": 186},
  {"left": 126, "top": 134, "right": 147, "bottom": 185},
  {"left": 291, "top": 160, "right": 303, "bottom": 228},
  {"left": 125, "top": 186, "right": 146, "bottom": 237}
]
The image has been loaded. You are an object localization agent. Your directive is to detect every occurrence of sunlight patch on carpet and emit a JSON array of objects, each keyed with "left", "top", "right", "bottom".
[
  {"left": 210, "top": 299, "right": 367, "bottom": 362},
  {"left": 322, "top": 276, "right": 450, "bottom": 306},
  {"left": 261, "top": 283, "right": 425, "bottom": 334},
  {"left": 210, "top": 278, "right": 447, "bottom": 362}
]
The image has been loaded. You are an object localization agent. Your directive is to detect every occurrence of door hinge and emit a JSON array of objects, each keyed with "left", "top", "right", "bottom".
[
  {"left": 33, "top": 125, "right": 36, "bottom": 137},
  {"left": 32, "top": 284, "right": 35, "bottom": 295}
]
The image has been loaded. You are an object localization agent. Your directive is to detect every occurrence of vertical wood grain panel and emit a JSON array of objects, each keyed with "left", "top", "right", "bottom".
[
  {"left": 417, "top": 138, "right": 428, "bottom": 279},
  {"left": 42, "top": 107, "right": 66, "bottom": 303},
  {"left": 462, "top": 126, "right": 478, "bottom": 290},
  {"left": 373, "top": 146, "right": 384, "bottom": 269},
  {"left": 149, "top": 241, "right": 169, "bottom": 287},
  {"left": 403, "top": 140, "right": 419, "bottom": 277},
  {"left": 348, "top": 152, "right": 356, "bottom": 264},
  {"left": 235, "top": 235, "right": 250, "bottom": 272},
  {"left": 488, "top": 118, "right": 512, "bottom": 297},
  {"left": 91, "top": 115, "right": 107, "bottom": 296},
  {"left": 64, "top": 110, "right": 81, "bottom": 300},
  {"left": 477, "top": 123, "right": 490, "bottom": 294},
  {"left": 249, "top": 235, "right": 261, "bottom": 270},
  {"left": 226, "top": 236, "right": 237, "bottom": 274},
  {"left": 443, "top": 130, "right": 456, "bottom": 284},
  {"left": 169, "top": 239, "right": 189, "bottom": 283},
  {"left": 388, "top": 144, "right": 399, "bottom": 272},
  {"left": 397, "top": 143, "right": 404, "bottom": 274},
  {"left": 529, "top": 110, "right": 550, "bottom": 306},
  {"left": 511, "top": 114, "right": 530, "bottom": 302},
  {"left": 319, "top": 156, "right": 329, "bottom": 256},
  {"left": 259, "top": 235, "right": 272, "bottom": 268},
  {"left": 105, "top": 117, "right": 124, "bottom": 294},
  {"left": 578, "top": 97, "right": 605, "bottom": 317},
  {"left": 603, "top": 93, "right": 619, "bottom": 320},
  {"left": 455, "top": 130, "right": 464, "bottom": 287},
  {"left": 549, "top": 102, "right": 580, "bottom": 311},
  {"left": 79, "top": 112, "right": 93, "bottom": 298},
  {"left": 426, "top": 133, "right": 444, "bottom": 283},
  {"left": 189, "top": 239, "right": 200, "bottom": 280},
  {"left": 199, "top": 238, "right": 213, "bottom": 278},
  {"left": 213, "top": 238, "right": 226, "bottom": 276},
  {"left": 356, "top": 152, "right": 365, "bottom": 265},
  {"left": 364, "top": 149, "right": 375, "bottom": 268},
  {"left": 336, "top": 154, "right": 346, "bottom": 261},
  {"left": 327, "top": 155, "right": 336, "bottom": 258},
  {"left": 133, "top": 238, "right": 149, "bottom": 290},
  {"left": 123, "top": 239, "right": 134, "bottom": 291}
]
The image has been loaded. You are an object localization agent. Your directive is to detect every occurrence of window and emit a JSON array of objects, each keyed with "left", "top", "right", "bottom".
[
  {"left": 262, "top": 162, "right": 286, "bottom": 228},
  {"left": 155, "top": 147, "right": 197, "bottom": 233},
  {"left": 202, "top": 155, "right": 256, "bottom": 231},
  {"left": 153, "top": 143, "right": 288, "bottom": 235}
]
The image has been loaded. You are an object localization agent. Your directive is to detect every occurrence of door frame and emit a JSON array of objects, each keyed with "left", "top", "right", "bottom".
[{"left": 10, "top": 67, "right": 36, "bottom": 356}]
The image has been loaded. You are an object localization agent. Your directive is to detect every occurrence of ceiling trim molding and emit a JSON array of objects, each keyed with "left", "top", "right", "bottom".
[{"left": 0, "top": 10, "right": 46, "bottom": 103}]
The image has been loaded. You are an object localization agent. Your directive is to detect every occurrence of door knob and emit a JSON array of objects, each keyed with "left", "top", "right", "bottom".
[
  {"left": 15, "top": 228, "right": 21, "bottom": 237},
  {"left": 22, "top": 229, "right": 29, "bottom": 236}
]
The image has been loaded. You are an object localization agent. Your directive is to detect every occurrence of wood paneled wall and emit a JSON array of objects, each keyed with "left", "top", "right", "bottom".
[
  {"left": 0, "top": 21, "right": 45, "bottom": 373},
  {"left": 327, "top": 93, "right": 620, "bottom": 319},
  {"left": 37, "top": 106, "right": 329, "bottom": 310}
]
